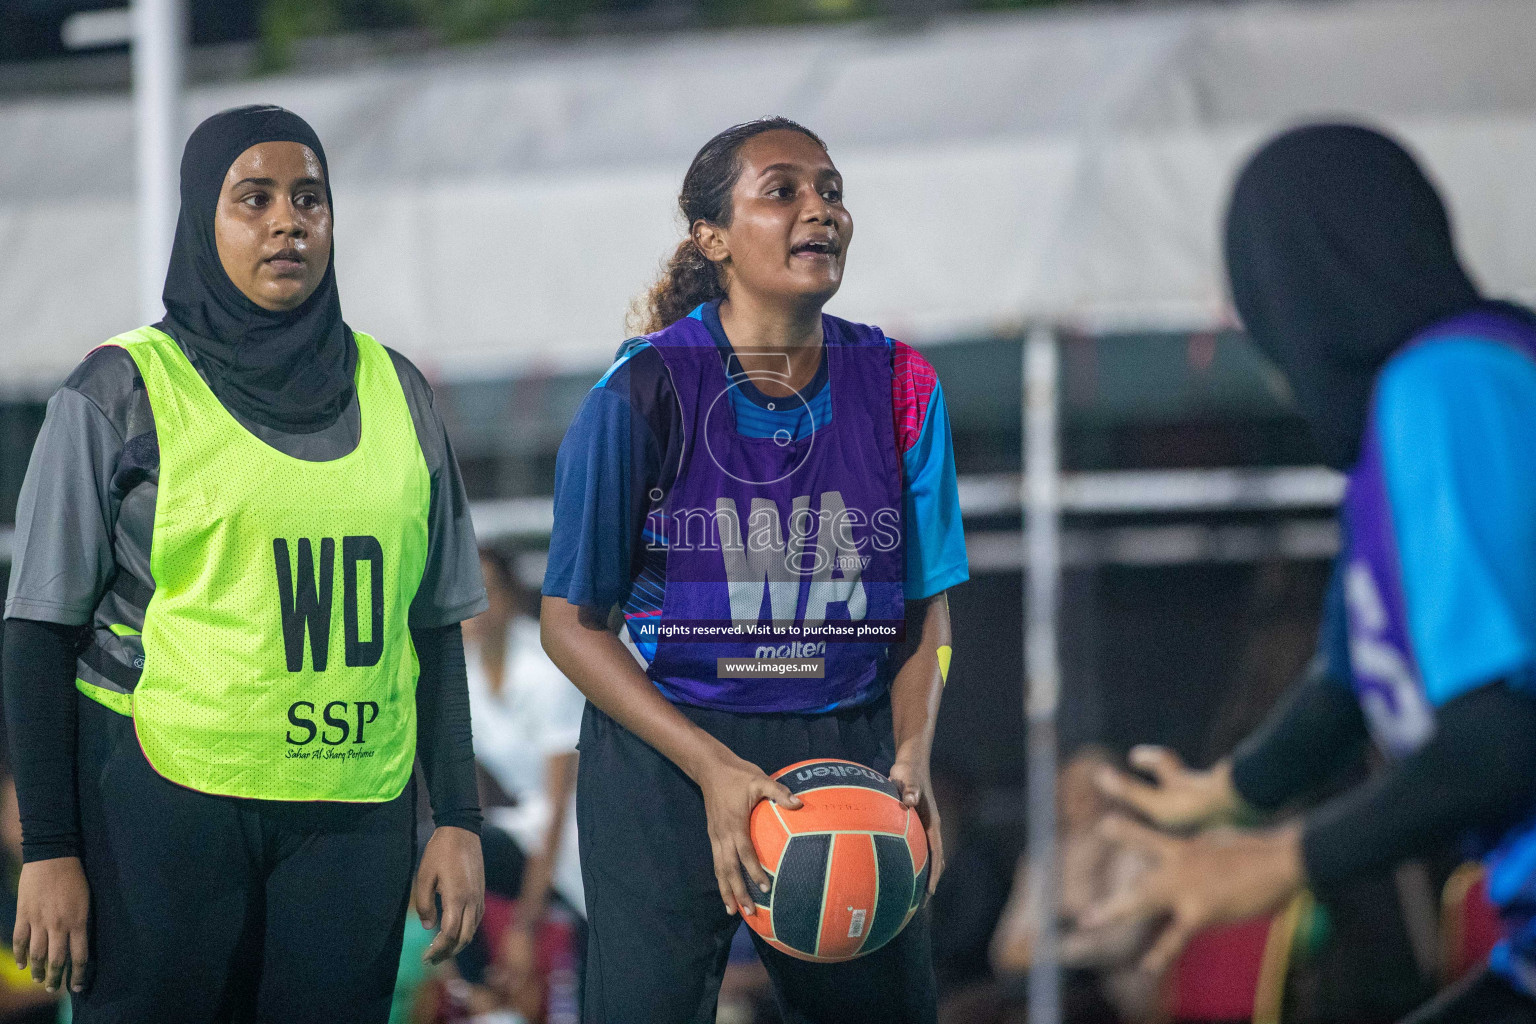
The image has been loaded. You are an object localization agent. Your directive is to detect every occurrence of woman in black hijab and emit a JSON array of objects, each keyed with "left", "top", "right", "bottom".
[
  {"left": 1222, "top": 123, "right": 1480, "bottom": 469},
  {"left": 160, "top": 103, "right": 357, "bottom": 431},
  {"left": 3, "top": 106, "right": 487, "bottom": 1022}
]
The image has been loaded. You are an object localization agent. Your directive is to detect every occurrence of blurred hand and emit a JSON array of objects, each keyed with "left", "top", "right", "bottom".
[
  {"left": 14, "top": 856, "right": 89, "bottom": 993},
  {"left": 988, "top": 856, "right": 1040, "bottom": 975},
  {"left": 1096, "top": 747, "right": 1241, "bottom": 830},
  {"left": 888, "top": 755, "right": 945, "bottom": 895},
  {"left": 1081, "top": 816, "right": 1302, "bottom": 974},
  {"left": 414, "top": 826, "right": 485, "bottom": 965},
  {"left": 695, "top": 751, "right": 802, "bottom": 917}
]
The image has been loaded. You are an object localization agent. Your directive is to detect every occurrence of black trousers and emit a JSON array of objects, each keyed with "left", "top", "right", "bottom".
[
  {"left": 575, "top": 697, "right": 939, "bottom": 1024},
  {"left": 1401, "top": 967, "right": 1536, "bottom": 1024},
  {"left": 71, "top": 694, "right": 416, "bottom": 1024}
]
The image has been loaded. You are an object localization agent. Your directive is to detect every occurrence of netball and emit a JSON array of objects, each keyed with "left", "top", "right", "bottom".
[{"left": 744, "top": 759, "right": 928, "bottom": 963}]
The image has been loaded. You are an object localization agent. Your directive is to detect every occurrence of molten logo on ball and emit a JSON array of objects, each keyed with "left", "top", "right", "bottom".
[{"left": 792, "top": 763, "right": 887, "bottom": 785}]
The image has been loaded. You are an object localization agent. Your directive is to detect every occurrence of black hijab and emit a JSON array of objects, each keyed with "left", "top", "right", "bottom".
[
  {"left": 1223, "top": 124, "right": 1480, "bottom": 470},
  {"left": 159, "top": 105, "right": 354, "bottom": 433}
]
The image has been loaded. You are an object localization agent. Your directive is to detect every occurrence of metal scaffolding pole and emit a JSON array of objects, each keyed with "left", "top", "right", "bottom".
[
  {"left": 1024, "top": 325, "right": 1062, "bottom": 1024},
  {"left": 132, "top": 0, "right": 185, "bottom": 325}
]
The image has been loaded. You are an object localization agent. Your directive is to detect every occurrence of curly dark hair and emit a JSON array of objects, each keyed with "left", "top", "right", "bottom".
[{"left": 630, "top": 117, "right": 828, "bottom": 335}]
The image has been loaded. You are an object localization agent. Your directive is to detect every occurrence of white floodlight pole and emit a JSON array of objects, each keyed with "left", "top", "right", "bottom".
[
  {"left": 132, "top": 0, "right": 185, "bottom": 325},
  {"left": 1024, "top": 325, "right": 1062, "bottom": 1024}
]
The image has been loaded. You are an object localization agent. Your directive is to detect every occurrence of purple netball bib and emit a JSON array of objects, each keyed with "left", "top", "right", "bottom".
[
  {"left": 1342, "top": 309, "right": 1536, "bottom": 757},
  {"left": 639, "top": 314, "right": 905, "bottom": 712}
]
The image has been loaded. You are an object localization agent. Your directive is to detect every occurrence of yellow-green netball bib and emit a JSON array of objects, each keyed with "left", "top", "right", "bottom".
[{"left": 106, "top": 326, "right": 429, "bottom": 802}]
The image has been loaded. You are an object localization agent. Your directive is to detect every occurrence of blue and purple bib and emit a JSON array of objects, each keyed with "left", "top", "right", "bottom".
[
  {"left": 1342, "top": 306, "right": 1536, "bottom": 992},
  {"left": 635, "top": 313, "right": 905, "bottom": 713}
]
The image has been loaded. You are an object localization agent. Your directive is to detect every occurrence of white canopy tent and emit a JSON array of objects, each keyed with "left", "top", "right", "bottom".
[{"left": 1, "top": 0, "right": 1534, "bottom": 392}]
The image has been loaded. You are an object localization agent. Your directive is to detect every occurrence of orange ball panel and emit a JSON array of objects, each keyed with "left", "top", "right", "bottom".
[
  {"left": 815, "top": 833, "right": 879, "bottom": 960},
  {"left": 778, "top": 787, "right": 909, "bottom": 836},
  {"left": 748, "top": 800, "right": 791, "bottom": 874},
  {"left": 749, "top": 905, "right": 866, "bottom": 963},
  {"left": 759, "top": 933, "right": 862, "bottom": 964}
]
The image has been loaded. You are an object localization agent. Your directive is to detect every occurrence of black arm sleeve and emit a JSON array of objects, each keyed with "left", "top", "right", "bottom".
[
  {"left": 1229, "top": 658, "right": 1370, "bottom": 812},
  {"left": 413, "top": 622, "right": 482, "bottom": 835},
  {"left": 1301, "top": 681, "right": 1536, "bottom": 890},
  {"left": 2, "top": 618, "right": 84, "bottom": 863}
]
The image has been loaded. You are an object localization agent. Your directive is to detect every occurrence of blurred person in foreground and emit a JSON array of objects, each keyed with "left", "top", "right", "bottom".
[
  {"left": 1090, "top": 124, "right": 1536, "bottom": 1024},
  {"left": 456, "top": 547, "right": 584, "bottom": 1020}
]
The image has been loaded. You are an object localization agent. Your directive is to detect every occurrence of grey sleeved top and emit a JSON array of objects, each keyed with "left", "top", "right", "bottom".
[{"left": 5, "top": 337, "right": 488, "bottom": 666}]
